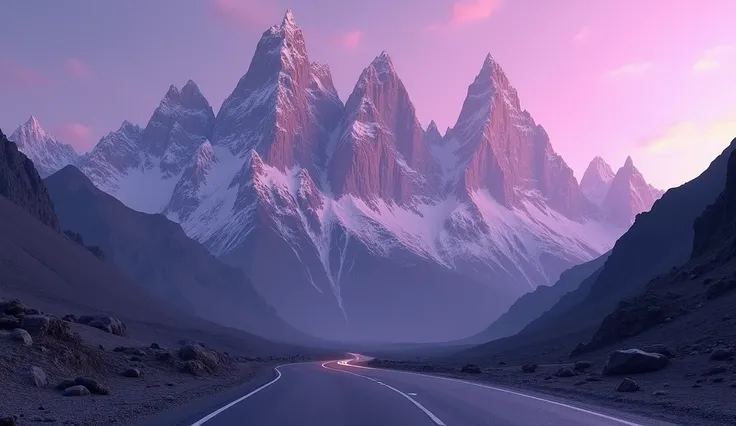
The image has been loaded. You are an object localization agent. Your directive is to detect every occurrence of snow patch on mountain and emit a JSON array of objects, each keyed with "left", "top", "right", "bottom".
[{"left": 10, "top": 116, "right": 79, "bottom": 177}]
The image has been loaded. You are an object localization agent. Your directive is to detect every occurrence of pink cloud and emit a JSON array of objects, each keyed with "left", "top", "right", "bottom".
[
  {"left": 429, "top": 0, "right": 502, "bottom": 31},
  {"left": 209, "top": 0, "right": 278, "bottom": 28},
  {"left": 55, "top": 123, "right": 93, "bottom": 151},
  {"left": 604, "top": 61, "right": 653, "bottom": 80},
  {"left": 0, "top": 60, "right": 47, "bottom": 86},
  {"left": 337, "top": 30, "right": 363, "bottom": 50},
  {"left": 65, "top": 58, "right": 93, "bottom": 79}
]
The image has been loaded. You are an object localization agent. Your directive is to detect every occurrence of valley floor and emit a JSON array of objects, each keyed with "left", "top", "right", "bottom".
[{"left": 367, "top": 348, "right": 736, "bottom": 426}]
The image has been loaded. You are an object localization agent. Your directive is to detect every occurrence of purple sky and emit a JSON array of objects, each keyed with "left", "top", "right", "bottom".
[{"left": 2, "top": 0, "right": 735, "bottom": 189}]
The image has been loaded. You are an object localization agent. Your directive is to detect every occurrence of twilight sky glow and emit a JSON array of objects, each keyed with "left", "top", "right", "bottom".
[{"left": 1, "top": 0, "right": 735, "bottom": 190}]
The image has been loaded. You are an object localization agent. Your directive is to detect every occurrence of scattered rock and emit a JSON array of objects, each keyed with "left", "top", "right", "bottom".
[
  {"left": 77, "top": 315, "right": 127, "bottom": 337},
  {"left": 0, "top": 315, "right": 21, "bottom": 330},
  {"left": 603, "top": 349, "right": 669, "bottom": 375},
  {"left": 130, "top": 356, "right": 142, "bottom": 362},
  {"left": 555, "top": 367, "right": 576, "bottom": 378},
  {"left": 0, "top": 300, "right": 26, "bottom": 315},
  {"left": 63, "top": 385, "right": 90, "bottom": 397},
  {"left": 27, "top": 366, "right": 47, "bottom": 388},
  {"left": 709, "top": 348, "right": 734, "bottom": 361},
  {"left": 98, "top": 345, "right": 104, "bottom": 350},
  {"left": 20, "top": 315, "right": 74, "bottom": 341},
  {"left": 692, "top": 383, "right": 702, "bottom": 388},
  {"left": 521, "top": 364, "right": 537, "bottom": 373},
  {"left": 616, "top": 378, "right": 639, "bottom": 392},
  {"left": 180, "top": 360, "right": 207, "bottom": 376},
  {"left": 652, "top": 390, "right": 668, "bottom": 396},
  {"left": 179, "top": 342, "right": 220, "bottom": 370},
  {"left": 573, "top": 381, "right": 586, "bottom": 386},
  {"left": 121, "top": 368, "right": 141, "bottom": 378},
  {"left": 585, "top": 376, "right": 602, "bottom": 382},
  {"left": 574, "top": 361, "right": 593, "bottom": 371},
  {"left": 163, "top": 395, "right": 175, "bottom": 402},
  {"left": 73, "top": 377, "right": 109, "bottom": 395},
  {"left": 61, "top": 315, "right": 77, "bottom": 323},
  {"left": 497, "top": 361, "right": 506, "bottom": 366},
  {"left": 712, "top": 377, "right": 725, "bottom": 383},
  {"left": 460, "top": 364, "right": 482, "bottom": 374},
  {"left": 166, "top": 382, "right": 175, "bottom": 387},
  {"left": 703, "top": 365, "right": 730, "bottom": 376},
  {"left": 641, "top": 344, "right": 674, "bottom": 358},
  {"left": 55, "top": 379, "right": 76, "bottom": 390},
  {"left": 544, "top": 376, "right": 552, "bottom": 380},
  {"left": 156, "top": 352, "right": 173, "bottom": 362},
  {"left": 150, "top": 343, "right": 161, "bottom": 349},
  {"left": 24, "top": 308, "right": 40, "bottom": 315},
  {"left": 10, "top": 329, "right": 32, "bottom": 346}
]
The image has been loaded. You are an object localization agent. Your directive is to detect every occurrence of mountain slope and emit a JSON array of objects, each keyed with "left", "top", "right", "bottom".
[
  {"left": 0, "top": 128, "right": 60, "bottom": 231},
  {"left": 9, "top": 116, "right": 79, "bottom": 178},
  {"left": 71, "top": 11, "right": 630, "bottom": 342},
  {"left": 45, "top": 166, "right": 308, "bottom": 344},
  {"left": 0, "top": 130, "right": 295, "bottom": 356},
  {"left": 522, "top": 139, "right": 736, "bottom": 340},
  {"left": 473, "top": 252, "right": 610, "bottom": 342}
]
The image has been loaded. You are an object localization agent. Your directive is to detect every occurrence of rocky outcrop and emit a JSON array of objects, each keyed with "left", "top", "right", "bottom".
[
  {"left": 693, "top": 144, "right": 736, "bottom": 257},
  {"left": 77, "top": 315, "right": 127, "bottom": 336},
  {"left": 0, "top": 129, "right": 60, "bottom": 231},
  {"left": 602, "top": 349, "right": 669, "bottom": 375}
]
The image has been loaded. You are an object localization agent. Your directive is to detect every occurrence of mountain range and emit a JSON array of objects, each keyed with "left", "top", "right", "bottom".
[{"left": 8, "top": 10, "right": 663, "bottom": 342}]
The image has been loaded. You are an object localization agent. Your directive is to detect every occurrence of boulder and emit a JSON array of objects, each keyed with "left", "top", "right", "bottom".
[
  {"left": 616, "top": 378, "right": 639, "bottom": 392},
  {"left": 555, "top": 367, "right": 576, "bottom": 378},
  {"left": 180, "top": 360, "right": 207, "bottom": 376},
  {"left": 10, "top": 329, "right": 32, "bottom": 346},
  {"left": 703, "top": 365, "right": 730, "bottom": 376},
  {"left": 0, "top": 300, "right": 26, "bottom": 316},
  {"left": 0, "top": 315, "right": 21, "bottom": 330},
  {"left": 460, "top": 364, "right": 482, "bottom": 374},
  {"left": 23, "top": 308, "right": 39, "bottom": 315},
  {"left": 150, "top": 343, "right": 161, "bottom": 349},
  {"left": 0, "top": 417, "right": 16, "bottom": 426},
  {"left": 521, "top": 364, "right": 537, "bottom": 373},
  {"left": 641, "top": 344, "right": 674, "bottom": 358},
  {"left": 55, "top": 379, "right": 76, "bottom": 390},
  {"left": 179, "top": 342, "right": 220, "bottom": 370},
  {"left": 77, "top": 315, "right": 127, "bottom": 337},
  {"left": 73, "top": 377, "right": 109, "bottom": 395},
  {"left": 574, "top": 361, "right": 593, "bottom": 371},
  {"left": 156, "top": 352, "right": 173, "bottom": 362},
  {"left": 27, "top": 366, "right": 47, "bottom": 388},
  {"left": 61, "top": 314, "right": 77, "bottom": 323},
  {"left": 602, "top": 349, "right": 669, "bottom": 376},
  {"left": 709, "top": 348, "right": 734, "bottom": 361},
  {"left": 20, "top": 315, "right": 74, "bottom": 340},
  {"left": 63, "top": 385, "right": 90, "bottom": 396},
  {"left": 121, "top": 368, "right": 142, "bottom": 378}
]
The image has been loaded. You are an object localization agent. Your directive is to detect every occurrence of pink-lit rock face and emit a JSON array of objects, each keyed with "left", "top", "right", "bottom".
[
  {"left": 329, "top": 52, "right": 439, "bottom": 206},
  {"left": 602, "top": 156, "right": 662, "bottom": 226},
  {"left": 213, "top": 10, "right": 343, "bottom": 177},
  {"left": 446, "top": 55, "right": 594, "bottom": 219}
]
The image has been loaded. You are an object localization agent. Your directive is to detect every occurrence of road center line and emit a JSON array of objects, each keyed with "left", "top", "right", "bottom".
[
  {"left": 343, "top": 354, "right": 644, "bottom": 426},
  {"left": 322, "top": 361, "right": 446, "bottom": 426}
]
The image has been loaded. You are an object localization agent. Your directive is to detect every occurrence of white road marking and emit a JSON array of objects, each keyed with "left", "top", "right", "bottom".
[
  {"left": 322, "top": 361, "right": 446, "bottom": 426},
  {"left": 344, "top": 353, "right": 645, "bottom": 426},
  {"left": 407, "top": 393, "right": 418, "bottom": 396},
  {"left": 189, "top": 364, "right": 287, "bottom": 426}
]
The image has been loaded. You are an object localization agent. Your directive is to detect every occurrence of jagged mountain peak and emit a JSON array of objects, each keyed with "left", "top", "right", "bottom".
[
  {"left": 580, "top": 156, "right": 615, "bottom": 207},
  {"left": 9, "top": 115, "right": 79, "bottom": 178},
  {"left": 119, "top": 120, "right": 140, "bottom": 133},
  {"left": 425, "top": 120, "right": 443, "bottom": 145},
  {"left": 602, "top": 155, "right": 661, "bottom": 226},
  {"left": 282, "top": 8, "right": 297, "bottom": 27},
  {"left": 623, "top": 155, "right": 635, "bottom": 169}
]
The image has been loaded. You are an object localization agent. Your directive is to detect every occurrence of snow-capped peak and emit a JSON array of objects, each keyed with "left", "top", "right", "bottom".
[
  {"left": 9, "top": 115, "right": 79, "bottom": 177},
  {"left": 369, "top": 51, "right": 395, "bottom": 80},
  {"left": 580, "top": 156, "right": 615, "bottom": 207},
  {"left": 282, "top": 8, "right": 297, "bottom": 27}
]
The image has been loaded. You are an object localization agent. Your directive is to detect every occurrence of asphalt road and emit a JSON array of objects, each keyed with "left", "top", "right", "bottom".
[{"left": 154, "top": 355, "right": 677, "bottom": 426}]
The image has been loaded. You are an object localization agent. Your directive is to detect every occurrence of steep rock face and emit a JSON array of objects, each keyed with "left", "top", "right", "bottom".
[
  {"left": 329, "top": 52, "right": 438, "bottom": 205},
  {"left": 9, "top": 116, "right": 78, "bottom": 178},
  {"left": 78, "top": 81, "right": 214, "bottom": 213},
  {"left": 439, "top": 55, "right": 594, "bottom": 220},
  {"left": 45, "top": 166, "right": 307, "bottom": 343},
  {"left": 212, "top": 9, "right": 343, "bottom": 175},
  {"left": 0, "top": 128, "right": 60, "bottom": 231},
  {"left": 602, "top": 156, "right": 661, "bottom": 227},
  {"left": 580, "top": 156, "right": 615, "bottom": 206},
  {"left": 424, "top": 120, "right": 443, "bottom": 146},
  {"left": 693, "top": 144, "right": 736, "bottom": 257}
]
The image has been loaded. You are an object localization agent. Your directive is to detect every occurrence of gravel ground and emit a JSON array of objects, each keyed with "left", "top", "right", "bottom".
[{"left": 0, "top": 314, "right": 283, "bottom": 426}]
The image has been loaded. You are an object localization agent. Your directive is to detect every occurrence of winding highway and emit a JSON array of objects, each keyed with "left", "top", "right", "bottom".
[{"left": 146, "top": 354, "right": 676, "bottom": 426}]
